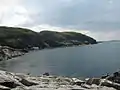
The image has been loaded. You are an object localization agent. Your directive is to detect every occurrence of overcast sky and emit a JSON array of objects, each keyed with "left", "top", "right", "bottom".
[{"left": 0, "top": 0, "right": 120, "bottom": 41}]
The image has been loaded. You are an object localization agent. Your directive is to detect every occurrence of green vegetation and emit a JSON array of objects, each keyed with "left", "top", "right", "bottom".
[{"left": 0, "top": 26, "right": 97, "bottom": 49}]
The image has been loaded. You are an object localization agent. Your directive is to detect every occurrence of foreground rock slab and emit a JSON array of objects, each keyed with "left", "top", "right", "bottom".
[
  {"left": 0, "top": 85, "right": 10, "bottom": 90},
  {"left": 0, "top": 70, "right": 118, "bottom": 90}
]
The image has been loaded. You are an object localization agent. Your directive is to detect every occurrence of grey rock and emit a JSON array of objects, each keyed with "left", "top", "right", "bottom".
[
  {"left": 20, "top": 78, "right": 38, "bottom": 86},
  {"left": 72, "top": 78, "right": 85, "bottom": 86},
  {"left": 86, "top": 78, "right": 100, "bottom": 85},
  {"left": 0, "top": 46, "right": 25, "bottom": 61},
  {"left": 101, "top": 80, "right": 120, "bottom": 90},
  {"left": 0, "top": 70, "right": 117, "bottom": 90},
  {"left": 0, "top": 85, "right": 10, "bottom": 90}
]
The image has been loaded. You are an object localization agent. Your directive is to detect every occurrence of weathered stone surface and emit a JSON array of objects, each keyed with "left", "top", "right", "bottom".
[
  {"left": 20, "top": 78, "right": 38, "bottom": 86},
  {"left": 86, "top": 78, "right": 100, "bottom": 85},
  {"left": 72, "top": 78, "right": 85, "bottom": 86},
  {"left": 0, "top": 71, "right": 22, "bottom": 88},
  {"left": 0, "top": 70, "right": 118, "bottom": 90},
  {"left": 101, "top": 80, "right": 120, "bottom": 90},
  {"left": 0, "top": 85, "right": 10, "bottom": 90},
  {"left": 0, "top": 46, "right": 25, "bottom": 61},
  {"left": 108, "top": 72, "right": 120, "bottom": 84}
]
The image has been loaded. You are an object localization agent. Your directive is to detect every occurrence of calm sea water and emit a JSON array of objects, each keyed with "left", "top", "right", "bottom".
[{"left": 0, "top": 42, "right": 120, "bottom": 77}]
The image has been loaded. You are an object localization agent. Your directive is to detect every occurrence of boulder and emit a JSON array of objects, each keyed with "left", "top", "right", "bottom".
[
  {"left": 101, "top": 80, "right": 120, "bottom": 90},
  {"left": 43, "top": 72, "right": 50, "bottom": 76},
  {"left": 86, "top": 78, "right": 100, "bottom": 85},
  {"left": 0, "top": 71, "right": 21, "bottom": 88},
  {"left": 0, "top": 85, "right": 10, "bottom": 90},
  {"left": 19, "top": 78, "right": 38, "bottom": 86},
  {"left": 72, "top": 78, "right": 85, "bottom": 86}
]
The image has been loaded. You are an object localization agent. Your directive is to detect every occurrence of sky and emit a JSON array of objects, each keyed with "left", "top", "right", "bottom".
[{"left": 0, "top": 0, "right": 120, "bottom": 41}]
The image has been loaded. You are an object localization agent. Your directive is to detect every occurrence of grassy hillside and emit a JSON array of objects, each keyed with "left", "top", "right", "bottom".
[
  {"left": 0, "top": 26, "right": 97, "bottom": 49},
  {"left": 0, "top": 26, "right": 40, "bottom": 49},
  {"left": 39, "top": 31, "right": 97, "bottom": 47}
]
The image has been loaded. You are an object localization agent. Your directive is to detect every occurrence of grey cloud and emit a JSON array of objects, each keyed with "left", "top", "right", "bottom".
[{"left": 23, "top": 0, "right": 120, "bottom": 31}]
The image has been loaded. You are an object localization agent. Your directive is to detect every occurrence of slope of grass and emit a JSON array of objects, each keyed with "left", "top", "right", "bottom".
[{"left": 0, "top": 26, "right": 97, "bottom": 49}]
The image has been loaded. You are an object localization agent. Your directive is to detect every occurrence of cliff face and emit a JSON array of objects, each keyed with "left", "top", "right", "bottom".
[{"left": 0, "top": 26, "right": 97, "bottom": 49}]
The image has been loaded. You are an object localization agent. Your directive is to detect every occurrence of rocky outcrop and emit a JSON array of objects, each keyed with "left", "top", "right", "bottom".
[
  {"left": 0, "top": 85, "right": 10, "bottom": 90},
  {"left": 0, "top": 46, "right": 25, "bottom": 61},
  {"left": 0, "top": 70, "right": 117, "bottom": 90}
]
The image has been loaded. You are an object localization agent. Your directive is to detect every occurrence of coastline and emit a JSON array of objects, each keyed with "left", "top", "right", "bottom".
[
  {"left": 0, "top": 43, "right": 120, "bottom": 90},
  {"left": 0, "top": 43, "right": 96, "bottom": 61},
  {"left": 0, "top": 70, "right": 119, "bottom": 90}
]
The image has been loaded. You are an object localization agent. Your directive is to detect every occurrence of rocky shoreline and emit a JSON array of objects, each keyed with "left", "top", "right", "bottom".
[
  {"left": 0, "top": 46, "right": 26, "bottom": 61},
  {"left": 0, "top": 70, "right": 120, "bottom": 90},
  {"left": 0, "top": 44, "right": 92, "bottom": 61},
  {"left": 1, "top": 45, "right": 120, "bottom": 90}
]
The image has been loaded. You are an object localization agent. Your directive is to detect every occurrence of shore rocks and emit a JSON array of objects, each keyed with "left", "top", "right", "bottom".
[
  {"left": 0, "top": 46, "right": 25, "bottom": 61},
  {"left": 19, "top": 78, "right": 38, "bottom": 86},
  {"left": 86, "top": 78, "right": 101, "bottom": 85},
  {"left": 101, "top": 80, "right": 120, "bottom": 90},
  {"left": 72, "top": 78, "right": 85, "bottom": 86},
  {"left": 0, "top": 70, "right": 118, "bottom": 90},
  {"left": 0, "top": 85, "right": 10, "bottom": 90}
]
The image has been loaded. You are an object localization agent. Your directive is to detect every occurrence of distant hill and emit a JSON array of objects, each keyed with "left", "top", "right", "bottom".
[
  {"left": 98, "top": 40, "right": 120, "bottom": 43},
  {"left": 104, "top": 40, "right": 120, "bottom": 42},
  {"left": 0, "top": 26, "right": 97, "bottom": 49},
  {"left": 0, "top": 26, "right": 40, "bottom": 49},
  {"left": 39, "top": 31, "right": 97, "bottom": 47}
]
